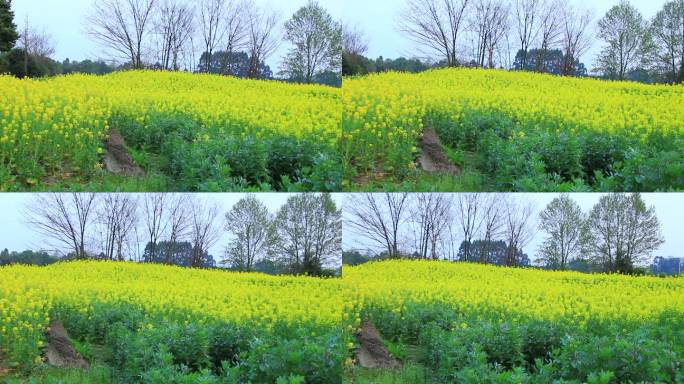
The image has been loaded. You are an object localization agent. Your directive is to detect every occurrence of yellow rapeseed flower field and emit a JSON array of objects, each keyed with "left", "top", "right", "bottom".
[
  {"left": 342, "top": 68, "right": 684, "bottom": 190},
  {"left": 343, "top": 260, "right": 684, "bottom": 382},
  {"left": 343, "top": 260, "right": 684, "bottom": 326},
  {"left": 0, "top": 261, "right": 352, "bottom": 372},
  {"left": 0, "top": 71, "right": 341, "bottom": 190},
  {"left": 2, "top": 260, "right": 682, "bottom": 380}
]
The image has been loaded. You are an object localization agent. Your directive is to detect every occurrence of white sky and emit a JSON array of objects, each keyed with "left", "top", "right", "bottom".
[
  {"left": 0, "top": 193, "right": 344, "bottom": 267},
  {"left": 342, "top": 193, "right": 684, "bottom": 264},
  {"left": 343, "top": 0, "right": 666, "bottom": 71},
  {"left": 10, "top": 0, "right": 343, "bottom": 70}
]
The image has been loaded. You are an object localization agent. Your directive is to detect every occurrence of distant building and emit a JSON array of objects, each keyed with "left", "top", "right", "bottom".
[{"left": 652, "top": 257, "right": 684, "bottom": 276}]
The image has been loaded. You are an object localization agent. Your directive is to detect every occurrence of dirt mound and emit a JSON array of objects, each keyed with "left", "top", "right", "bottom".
[
  {"left": 418, "top": 128, "right": 461, "bottom": 176},
  {"left": 355, "top": 322, "right": 402, "bottom": 370},
  {"left": 103, "top": 130, "right": 144, "bottom": 177},
  {"left": 43, "top": 321, "right": 89, "bottom": 369}
]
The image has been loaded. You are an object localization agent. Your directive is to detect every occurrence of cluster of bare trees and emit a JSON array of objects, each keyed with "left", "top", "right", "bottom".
[
  {"left": 345, "top": 193, "right": 536, "bottom": 267},
  {"left": 397, "top": 0, "right": 593, "bottom": 74},
  {"left": 25, "top": 193, "right": 220, "bottom": 266},
  {"left": 83, "top": 0, "right": 342, "bottom": 82},
  {"left": 24, "top": 193, "right": 341, "bottom": 275},
  {"left": 85, "top": 0, "right": 281, "bottom": 75},
  {"left": 346, "top": 193, "right": 665, "bottom": 274}
]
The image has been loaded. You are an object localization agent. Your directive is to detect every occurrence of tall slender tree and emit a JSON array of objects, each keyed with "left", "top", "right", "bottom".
[
  {"left": 86, "top": 0, "right": 157, "bottom": 68},
  {"left": 596, "top": 0, "right": 648, "bottom": 80},
  {"left": 345, "top": 193, "right": 410, "bottom": 259},
  {"left": 25, "top": 194, "right": 99, "bottom": 259},
  {"left": 398, "top": 0, "right": 470, "bottom": 66},
  {"left": 281, "top": 0, "right": 341, "bottom": 83},
  {"left": 223, "top": 195, "right": 271, "bottom": 271},
  {"left": 271, "top": 193, "right": 341, "bottom": 275},
  {"left": 537, "top": 194, "right": 584, "bottom": 270},
  {"left": 647, "top": 0, "right": 684, "bottom": 83}
]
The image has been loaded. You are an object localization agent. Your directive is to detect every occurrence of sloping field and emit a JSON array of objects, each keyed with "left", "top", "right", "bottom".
[
  {"left": 343, "top": 260, "right": 684, "bottom": 382},
  {"left": 342, "top": 68, "right": 684, "bottom": 191},
  {"left": 0, "top": 71, "right": 341, "bottom": 191},
  {"left": 0, "top": 261, "right": 352, "bottom": 382}
]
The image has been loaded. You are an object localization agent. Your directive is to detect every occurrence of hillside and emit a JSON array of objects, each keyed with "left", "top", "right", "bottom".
[
  {"left": 342, "top": 68, "right": 684, "bottom": 191},
  {"left": 0, "top": 71, "right": 341, "bottom": 191}
]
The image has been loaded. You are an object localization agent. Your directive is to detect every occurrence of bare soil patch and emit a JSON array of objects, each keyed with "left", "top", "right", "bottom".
[
  {"left": 103, "top": 130, "right": 144, "bottom": 177},
  {"left": 418, "top": 128, "right": 461, "bottom": 176},
  {"left": 0, "top": 353, "right": 10, "bottom": 377},
  {"left": 43, "top": 321, "right": 89, "bottom": 369},
  {"left": 355, "top": 322, "right": 402, "bottom": 370}
]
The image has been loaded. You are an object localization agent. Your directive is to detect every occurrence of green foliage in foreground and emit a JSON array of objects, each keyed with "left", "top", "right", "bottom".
[{"left": 361, "top": 304, "right": 684, "bottom": 383}]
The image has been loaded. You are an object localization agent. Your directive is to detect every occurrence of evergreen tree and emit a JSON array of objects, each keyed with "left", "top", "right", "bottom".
[{"left": 0, "top": 0, "right": 18, "bottom": 52}]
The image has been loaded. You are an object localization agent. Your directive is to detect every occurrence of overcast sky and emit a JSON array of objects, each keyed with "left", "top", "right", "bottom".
[
  {"left": 343, "top": 193, "right": 684, "bottom": 265},
  {"left": 343, "top": 0, "right": 666, "bottom": 71},
  {"left": 10, "top": 0, "right": 343, "bottom": 70},
  {"left": 0, "top": 193, "right": 344, "bottom": 267}
]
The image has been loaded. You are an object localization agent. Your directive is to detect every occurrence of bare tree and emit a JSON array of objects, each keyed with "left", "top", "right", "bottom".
[
  {"left": 471, "top": 0, "right": 510, "bottom": 68},
  {"left": 503, "top": 198, "right": 536, "bottom": 266},
  {"left": 97, "top": 194, "right": 139, "bottom": 261},
  {"left": 455, "top": 193, "right": 484, "bottom": 261},
  {"left": 535, "top": 0, "right": 563, "bottom": 72},
  {"left": 19, "top": 16, "right": 56, "bottom": 57},
  {"left": 479, "top": 194, "right": 504, "bottom": 263},
  {"left": 25, "top": 194, "right": 99, "bottom": 259},
  {"left": 189, "top": 197, "right": 221, "bottom": 268},
  {"left": 412, "top": 193, "right": 453, "bottom": 259},
  {"left": 199, "top": 0, "right": 225, "bottom": 72},
  {"left": 17, "top": 16, "right": 56, "bottom": 76},
  {"left": 155, "top": 0, "right": 194, "bottom": 70},
  {"left": 342, "top": 22, "right": 369, "bottom": 56},
  {"left": 86, "top": 0, "right": 157, "bottom": 68},
  {"left": 559, "top": 1, "right": 593, "bottom": 76},
  {"left": 398, "top": 0, "right": 471, "bottom": 66},
  {"left": 245, "top": 4, "right": 281, "bottom": 78},
  {"left": 220, "top": 0, "right": 248, "bottom": 74},
  {"left": 164, "top": 194, "right": 191, "bottom": 264},
  {"left": 142, "top": 194, "right": 169, "bottom": 262},
  {"left": 345, "top": 193, "right": 410, "bottom": 259},
  {"left": 514, "top": 0, "right": 541, "bottom": 70}
]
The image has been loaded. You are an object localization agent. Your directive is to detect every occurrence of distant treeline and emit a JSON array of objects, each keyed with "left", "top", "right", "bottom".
[
  {"left": 0, "top": 245, "right": 340, "bottom": 277},
  {"left": 342, "top": 248, "right": 660, "bottom": 277}
]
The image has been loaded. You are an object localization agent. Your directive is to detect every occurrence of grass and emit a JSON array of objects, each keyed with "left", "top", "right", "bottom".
[
  {"left": 2, "top": 364, "right": 115, "bottom": 384},
  {"left": 351, "top": 169, "right": 486, "bottom": 192},
  {"left": 344, "top": 363, "right": 430, "bottom": 384},
  {"left": 2, "top": 341, "right": 115, "bottom": 384}
]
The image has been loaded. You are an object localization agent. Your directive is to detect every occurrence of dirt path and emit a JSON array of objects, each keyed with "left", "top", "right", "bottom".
[
  {"left": 44, "top": 321, "right": 89, "bottom": 369},
  {"left": 103, "top": 130, "right": 144, "bottom": 177},
  {"left": 418, "top": 128, "right": 461, "bottom": 176},
  {"left": 355, "top": 322, "right": 402, "bottom": 370}
]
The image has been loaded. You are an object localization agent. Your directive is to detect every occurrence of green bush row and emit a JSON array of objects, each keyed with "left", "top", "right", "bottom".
[
  {"left": 363, "top": 303, "right": 684, "bottom": 383},
  {"left": 53, "top": 303, "right": 344, "bottom": 383},
  {"left": 114, "top": 113, "right": 341, "bottom": 192},
  {"left": 430, "top": 109, "right": 684, "bottom": 192}
]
